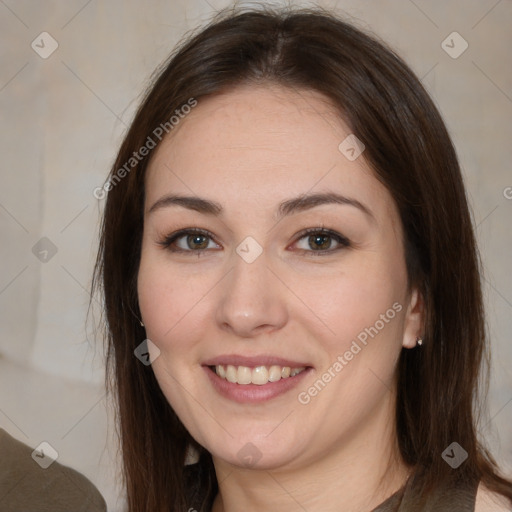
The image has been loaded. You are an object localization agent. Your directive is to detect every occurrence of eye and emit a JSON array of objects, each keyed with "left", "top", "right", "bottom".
[
  {"left": 158, "top": 228, "right": 220, "bottom": 254},
  {"left": 158, "top": 226, "right": 350, "bottom": 257},
  {"left": 292, "top": 227, "right": 350, "bottom": 255}
]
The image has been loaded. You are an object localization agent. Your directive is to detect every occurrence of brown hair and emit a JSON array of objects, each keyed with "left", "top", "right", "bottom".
[{"left": 92, "top": 6, "right": 512, "bottom": 511}]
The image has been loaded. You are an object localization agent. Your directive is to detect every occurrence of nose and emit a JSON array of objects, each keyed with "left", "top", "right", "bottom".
[{"left": 214, "top": 248, "right": 288, "bottom": 339}]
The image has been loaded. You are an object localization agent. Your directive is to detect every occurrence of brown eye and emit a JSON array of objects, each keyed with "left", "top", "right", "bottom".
[
  {"left": 308, "top": 233, "right": 333, "bottom": 251},
  {"left": 158, "top": 228, "right": 220, "bottom": 254},
  {"left": 294, "top": 228, "right": 350, "bottom": 255},
  {"left": 184, "top": 234, "right": 210, "bottom": 250}
]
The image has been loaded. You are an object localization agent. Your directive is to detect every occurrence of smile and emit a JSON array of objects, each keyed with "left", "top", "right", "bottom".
[
  {"left": 203, "top": 360, "right": 312, "bottom": 403},
  {"left": 212, "top": 364, "right": 307, "bottom": 385}
]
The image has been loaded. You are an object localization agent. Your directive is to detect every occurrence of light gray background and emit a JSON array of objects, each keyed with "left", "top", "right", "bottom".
[{"left": 0, "top": 0, "right": 511, "bottom": 510}]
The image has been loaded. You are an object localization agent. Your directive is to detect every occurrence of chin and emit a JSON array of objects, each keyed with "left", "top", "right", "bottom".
[{"left": 201, "top": 428, "right": 306, "bottom": 471}]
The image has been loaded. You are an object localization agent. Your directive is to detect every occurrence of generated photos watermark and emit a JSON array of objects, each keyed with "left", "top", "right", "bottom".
[
  {"left": 298, "top": 301, "right": 403, "bottom": 405},
  {"left": 93, "top": 98, "right": 198, "bottom": 200}
]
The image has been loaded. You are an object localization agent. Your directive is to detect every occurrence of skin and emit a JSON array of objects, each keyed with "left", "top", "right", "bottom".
[{"left": 137, "top": 84, "right": 425, "bottom": 512}]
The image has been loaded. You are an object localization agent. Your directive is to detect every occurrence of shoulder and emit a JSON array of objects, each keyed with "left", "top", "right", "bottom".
[
  {"left": 475, "top": 482, "right": 512, "bottom": 512},
  {"left": 0, "top": 428, "right": 107, "bottom": 511}
]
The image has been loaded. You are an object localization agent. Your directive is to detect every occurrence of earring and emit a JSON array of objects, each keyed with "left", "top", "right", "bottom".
[
  {"left": 416, "top": 336, "right": 423, "bottom": 346},
  {"left": 129, "top": 304, "right": 145, "bottom": 327}
]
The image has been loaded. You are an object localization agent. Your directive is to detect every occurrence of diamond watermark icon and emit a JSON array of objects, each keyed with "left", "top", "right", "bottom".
[
  {"left": 134, "top": 339, "right": 161, "bottom": 366},
  {"left": 441, "top": 32, "right": 468, "bottom": 59},
  {"left": 31, "top": 32, "right": 59, "bottom": 59},
  {"left": 31, "top": 441, "right": 58, "bottom": 469},
  {"left": 338, "top": 134, "right": 365, "bottom": 161},
  {"left": 442, "top": 441, "right": 468, "bottom": 468},
  {"left": 32, "top": 237, "right": 58, "bottom": 263},
  {"left": 236, "top": 236, "right": 263, "bottom": 264},
  {"left": 237, "top": 442, "right": 262, "bottom": 468}
]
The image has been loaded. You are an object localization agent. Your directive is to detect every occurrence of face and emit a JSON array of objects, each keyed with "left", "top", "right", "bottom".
[{"left": 137, "top": 85, "right": 422, "bottom": 471}]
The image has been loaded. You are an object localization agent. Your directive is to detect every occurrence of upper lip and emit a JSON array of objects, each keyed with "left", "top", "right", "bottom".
[{"left": 202, "top": 354, "right": 311, "bottom": 368}]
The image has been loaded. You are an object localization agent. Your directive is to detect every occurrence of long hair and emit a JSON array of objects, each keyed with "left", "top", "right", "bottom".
[{"left": 92, "top": 6, "right": 512, "bottom": 511}]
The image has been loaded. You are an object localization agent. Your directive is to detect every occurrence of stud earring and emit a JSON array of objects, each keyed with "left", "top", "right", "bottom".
[
  {"left": 140, "top": 320, "right": 145, "bottom": 327},
  {"left": 416, "top": 336, "right": 423, "bottom": 346}
]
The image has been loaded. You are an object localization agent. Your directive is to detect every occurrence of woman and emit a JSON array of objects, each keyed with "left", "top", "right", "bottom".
[{"left": 93, "top": 6, "right": 512, "bottom": 512}]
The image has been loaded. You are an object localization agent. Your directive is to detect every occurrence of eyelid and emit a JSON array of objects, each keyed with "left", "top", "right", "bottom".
[
  {"left": 157, "top": 227, "right": 221, "bottom": 252},
  {"left": 290, "top": 227, "right": 350, "bottom": 255},
  {"left": 158, "top": 226, "right": 350, "bottom": 255}
]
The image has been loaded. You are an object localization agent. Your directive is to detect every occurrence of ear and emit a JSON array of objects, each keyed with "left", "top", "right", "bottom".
[{"left": 401, "top": 287, "right": 425, "bottom": 349}]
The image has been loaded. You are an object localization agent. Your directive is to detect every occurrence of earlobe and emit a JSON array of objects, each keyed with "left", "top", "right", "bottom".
[{"left": 402, "top": 287, "right": 425, "bottom": 349}]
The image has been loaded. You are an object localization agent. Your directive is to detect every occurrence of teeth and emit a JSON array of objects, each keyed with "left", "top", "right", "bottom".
[
  {"left": 268, "top": 366, "right": 282, "bottom": 382},
  {"left": 226, "top": 365, "right": 237, "bottom": 383},
  {"left": 217, "top": 364, "right": 226, "bottom": 379},
  {"left": 237, "top": 366, "right": 252, "bottom": 385},
  {"left": 215, "top": 364, "right": 306, "bottom": 385}
]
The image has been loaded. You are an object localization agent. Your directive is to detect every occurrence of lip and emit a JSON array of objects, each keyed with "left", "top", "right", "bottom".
[
  {"left": 202, "top": 354, "right": 311, "bottom": 368},
  {"left": 203, "top": 364, "right": 313, "bottom": 404}
]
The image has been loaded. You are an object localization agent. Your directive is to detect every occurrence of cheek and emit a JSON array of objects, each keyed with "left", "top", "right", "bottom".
[
  {"left": 306, "top": 255, "right": 406, "bottom": 351},
  {"left": 137, "top": 252, "right": 183, "bottom": 343},
  {"left": 298, "top": 263, "right": 407, "bottom": 414},
  {"left": 137, "top": 266, "right": 174, "bottom": 338},
  {"left": 137, "top": 252, "right": 215, "bottom": 358},
  {"left": 137, "top": 256, "right": 210, "bottom": 422}
]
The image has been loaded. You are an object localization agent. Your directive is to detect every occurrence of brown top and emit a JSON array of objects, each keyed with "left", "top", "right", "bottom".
[
  {"left": 0, "top": 428, "right": 106, "bottom": 512},
  {"left": 371, "top": 470, "right": 479, "bottom": 512}
]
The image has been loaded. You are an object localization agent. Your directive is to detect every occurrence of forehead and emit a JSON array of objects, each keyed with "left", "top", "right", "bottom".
[{"left": 145, "top": 85, "right": 394, "bottom": 223}]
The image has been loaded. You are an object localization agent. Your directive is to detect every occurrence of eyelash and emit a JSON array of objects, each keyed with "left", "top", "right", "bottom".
[{"left": 157, "top": 227, "right": 350, "bottom": 257}]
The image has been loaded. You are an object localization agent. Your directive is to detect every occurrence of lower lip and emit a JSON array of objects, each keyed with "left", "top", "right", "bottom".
[{"left": 203, "top": 366, "right": 312, "bottom": 403}]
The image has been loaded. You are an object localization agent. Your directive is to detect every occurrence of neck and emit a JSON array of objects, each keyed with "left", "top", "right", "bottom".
[{"left": 211, "top": 393, "right": 411, "bottom": 512}]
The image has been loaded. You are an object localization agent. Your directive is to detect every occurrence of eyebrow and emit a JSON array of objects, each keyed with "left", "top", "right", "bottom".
[{"left": 148, "top": 192, "right": 374, "bottom": 221}]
